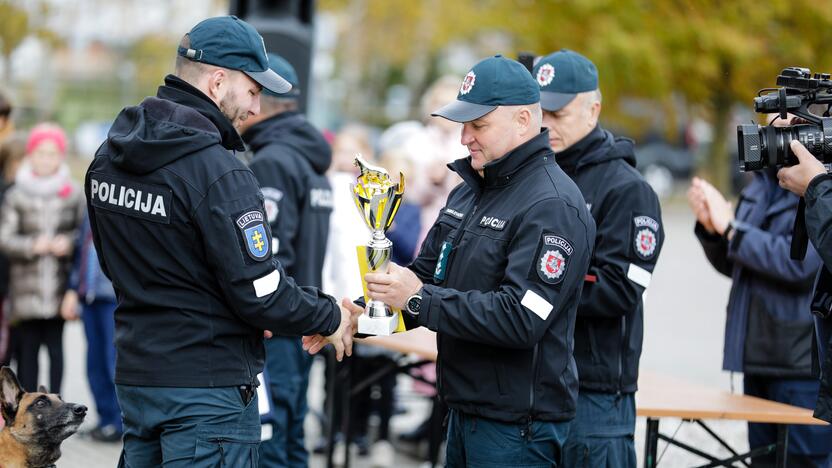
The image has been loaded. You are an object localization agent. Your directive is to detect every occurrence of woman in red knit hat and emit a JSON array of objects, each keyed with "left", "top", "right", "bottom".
[{"left": 0, "top": 123, "right": 83, "bottom": 393}]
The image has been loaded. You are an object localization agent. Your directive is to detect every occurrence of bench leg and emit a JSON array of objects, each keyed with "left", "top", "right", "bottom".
[
  {"left": 775, "top": 425, "right": 789, "bottom": 468},
  {"left": 644, "top": 418, "right": 660, "bottom": 467}
]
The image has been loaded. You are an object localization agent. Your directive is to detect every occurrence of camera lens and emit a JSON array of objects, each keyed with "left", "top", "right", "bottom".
[{"left": 737, "top": 123, "right": 827, "bottom": 171}]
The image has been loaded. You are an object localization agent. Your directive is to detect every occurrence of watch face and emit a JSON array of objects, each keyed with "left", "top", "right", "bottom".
[{"left": 407, "top": 296, "right": 421, "bottom": 314}]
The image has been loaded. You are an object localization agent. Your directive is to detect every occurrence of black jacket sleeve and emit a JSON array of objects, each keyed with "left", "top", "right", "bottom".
[
  {"left": 806, "top": 174, "right": 832, "bottom": 269},
  {"left": 413, "top": 198, "right": 594, "bottom": 349},
  {"left": 248, "top": 149, "right": 301, "bottom": 273},
  {"left": 579, "top": 180, "right": 663, "bottom": 318},
  {"left": 694, "top": 222, "right": 733, "bottom": 277},
  {"left": 192, "top": 168, "right": 340, "bottom": 336}
]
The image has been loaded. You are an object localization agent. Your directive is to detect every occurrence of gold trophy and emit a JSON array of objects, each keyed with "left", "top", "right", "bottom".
[{"left": 351, "top": 155, "right": 405, "bottom": 336}]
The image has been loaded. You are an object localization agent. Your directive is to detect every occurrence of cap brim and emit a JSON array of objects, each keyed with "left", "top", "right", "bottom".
[
  {"left": 431, "top": 100, "right": 497, "bottom": 123},
  {"left": 245, "top": 68, "right": 292, "bottom": 95},
  {"left": 540, "top": 91, "right": 577, "bottom": 112}
]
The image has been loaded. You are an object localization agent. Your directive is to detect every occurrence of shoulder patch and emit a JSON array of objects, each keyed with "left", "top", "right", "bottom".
[
  {"left": 632, "top": 215, "right": 659, "bottom": 260},
  {"left": 261, "top": 187, "right": 283, "bottom": 224},
  {"left": 532, "top": 233, "right": 573, "bottom": 285},
  {"left": 236, "top": 210, "right": 270, "bottom": 261}
]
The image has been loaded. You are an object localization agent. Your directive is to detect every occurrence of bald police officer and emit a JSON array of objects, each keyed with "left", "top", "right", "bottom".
[
  {"left": 315, "top": 55, "right": 596, "bottom": 467},
  {"left": 534, "top": 50, "right": 664, "bottom": 468},
  {"left": 86, "top": 16, "right": 354, "bottom": 467}
]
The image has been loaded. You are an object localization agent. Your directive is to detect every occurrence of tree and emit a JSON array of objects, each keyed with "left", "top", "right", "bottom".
[
  {"left": 319, "top": 0, "right": 832, "bottom": 191},
  {"left": 0, "top": 1, "right": 29, "bottom": 83}
]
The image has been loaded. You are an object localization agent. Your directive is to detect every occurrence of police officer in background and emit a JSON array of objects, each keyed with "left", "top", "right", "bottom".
[
  {"left": 238, "top": 53, "right": 333, "bottom": 467},
  {"left": 533, "top": 50, "right": 664, "bottom": 468},
  {"left": 778, "top": 140, "right": 832, "bottom": 425},
  {"left": 307, "top": 55, "right": 596, "bottom": 466},
  {"left": 86, "top": 16, "right": 355, "bottom": 467}
]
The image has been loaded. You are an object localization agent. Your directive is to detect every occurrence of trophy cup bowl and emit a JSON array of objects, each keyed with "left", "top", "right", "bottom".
[{"left": 350, "top": 155, "right": 405, "bottom": 336}]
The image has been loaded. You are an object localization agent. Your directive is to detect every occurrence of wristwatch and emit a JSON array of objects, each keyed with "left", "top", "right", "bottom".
[{"left": 405, "top": 293, "right": 422, "bottom": 317}]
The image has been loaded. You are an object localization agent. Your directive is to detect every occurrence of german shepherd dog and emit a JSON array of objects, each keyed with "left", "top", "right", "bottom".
[{"left": 0, "top": 367, "right": 87, "bottom": 468}]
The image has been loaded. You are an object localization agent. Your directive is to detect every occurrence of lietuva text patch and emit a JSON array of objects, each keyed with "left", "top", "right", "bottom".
[
  {"left": 88, "top": 172, "right": 171, "bottom": 224},
  {"left": 236, "top": 210, "right": 270, "bottom": 261}
]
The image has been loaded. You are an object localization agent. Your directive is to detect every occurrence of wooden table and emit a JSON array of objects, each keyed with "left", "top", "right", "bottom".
[
  {"left": 637, "top": 371, "right": 828, "bottom": 467},
  {"left": 350, "top": 331, "right": 828, "bottom": 468}
]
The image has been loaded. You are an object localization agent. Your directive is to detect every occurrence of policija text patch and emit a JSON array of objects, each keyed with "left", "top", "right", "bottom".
[{"left": 88, "top": 173, "right": 171, "bottom": 224}]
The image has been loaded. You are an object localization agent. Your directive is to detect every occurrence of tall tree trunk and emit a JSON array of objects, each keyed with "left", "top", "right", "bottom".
[{"left": 705, "top": 62, "right": 733, "bottom": 194}]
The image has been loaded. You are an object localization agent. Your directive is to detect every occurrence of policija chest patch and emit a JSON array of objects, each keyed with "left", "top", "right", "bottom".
[
  {"left": 236, "top": 210, "right": 270, "bottom": 261},
  {"left": 633, "top": 215, "right": 659, "bottom": 260},
  {"left": 531, "top": 233, "right": 573, "bottom": 285}
]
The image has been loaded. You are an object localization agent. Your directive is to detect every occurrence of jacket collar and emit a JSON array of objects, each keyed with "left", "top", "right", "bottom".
[
  {"left": 449, "top": 130, "right": 553, "bottom": 191},
  {"left": 156, "top": 75, "right": 245, "bottom": 152}
]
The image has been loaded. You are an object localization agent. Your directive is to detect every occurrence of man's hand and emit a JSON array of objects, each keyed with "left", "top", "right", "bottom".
[
  {"left": 365, "top": 263, "right": 423, "bottom": 310},
  {"left": 778, "top": 140, "right": 827, "bottom": 197},
  {"left": 687, "top": 177, "right": 716, "bottom": 233},
  {"left": 60, "top": 290, "right": 79, "bottom": 321},
  {"left": 697, "top": 178, "right": 733, "bottom": 235},
  {"left": 301, "top": 299, "right": 362, "bottom": 361}
]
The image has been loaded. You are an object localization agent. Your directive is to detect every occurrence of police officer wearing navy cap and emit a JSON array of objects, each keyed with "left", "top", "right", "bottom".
[
  {"left": 238, "top": 53, "right": 333, "bottom": 468},
  {"left": 85, "top": 16, "right": 356, "bottom": 467},
  {"left": 533, "top": 49, "right": 664, "bottom": 467},
  {"left": 343, "top": 55, "right": 596, "bottom": 466}
]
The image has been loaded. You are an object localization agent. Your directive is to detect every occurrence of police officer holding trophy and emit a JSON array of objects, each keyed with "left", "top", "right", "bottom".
[
  {"left": 308, "top": 55, "right": 595, "bottom": 466},
  {"left": 534, "top": 49, "right": 664, "bottom": 467},
  {"left": 85, "top": 16, "right": 354, "bottom": 466}
]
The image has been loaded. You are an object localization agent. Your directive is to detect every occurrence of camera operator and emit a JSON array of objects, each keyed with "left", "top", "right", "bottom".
[
  {"left": 778, "top": 138, "right": 832, "bottom": 426},
  {"left": 690, "top": 116, "right": 832, "bottom": 467}
]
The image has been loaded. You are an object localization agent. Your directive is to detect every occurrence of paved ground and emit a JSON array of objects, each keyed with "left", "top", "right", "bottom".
[{"left": 47, "top": 200, "right": 753, "bottom": 467}]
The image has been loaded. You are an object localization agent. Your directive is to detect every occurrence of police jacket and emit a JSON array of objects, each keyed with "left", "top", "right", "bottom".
[
  {"left": 696, "top": 170, "right": 820, "bottom": 378},
  {"left": 803, "top": 172, "right": 832, "bottom": 422},
  {"left": 557, "top": 126, "right": 663, "bottom": 394},
  {"left": 405, "top": 130, "right": 595, "bottom": 423},
  {"left": 243, "top": 111, "right": 332, "bottom": 289},
  {"left": 85, "top": 75, "right": 341, "bottom": 388}
]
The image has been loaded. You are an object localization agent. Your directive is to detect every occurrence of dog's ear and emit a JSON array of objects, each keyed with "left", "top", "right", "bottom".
[
  {"left": 0, "top": 367, "right": 24, "bottom": 426},
  {"left": 37, "top": 384, "right": 48, "bottom": 394}
]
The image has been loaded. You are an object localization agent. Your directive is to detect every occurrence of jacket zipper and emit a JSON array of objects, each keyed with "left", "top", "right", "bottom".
[
  {"left": 617, "top": 316, "right": 627, "bottom": 395},
  {"left": 437, "top": 195, "right": 480, "bottom": 396},
  {"left": 524, "top": 343, "right": 539, "bottom": 440}
]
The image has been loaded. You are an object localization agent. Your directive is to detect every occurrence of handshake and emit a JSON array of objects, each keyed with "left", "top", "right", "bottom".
[
  {"left": 297, "top": 262, "right": 425, "bottom": 361},
  {"left": 300, "top": 299, "right": 364, "bottom": 362}
]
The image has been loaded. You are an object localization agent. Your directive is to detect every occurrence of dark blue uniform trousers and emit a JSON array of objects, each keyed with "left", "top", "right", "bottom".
[
  {"left": 117, "top": 385, "right": 261, "bottom": 467},
  {"left": 82, "top": 299, "right": 121, "bottom": 431},
  {"left": 259, "top": 336, "right": 313, "bottom": 468},
  {"left": 444, "top": 409, "right": 569, "bottom": 467},
  {"left": 562, "top": 391, "right": 637, "bottom": 468},
  {"left": 745, "top": 375, "right": 832, "bottom": 467}
]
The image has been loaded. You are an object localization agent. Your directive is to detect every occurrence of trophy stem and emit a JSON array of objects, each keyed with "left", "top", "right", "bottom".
[{"left": 366, "top": 234, "right": 392, "bottom": 318}]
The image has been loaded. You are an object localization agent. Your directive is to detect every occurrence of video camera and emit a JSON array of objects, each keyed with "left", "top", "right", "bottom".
[{"left": 737, "top": 67, "right": 832, "bottom": 171}]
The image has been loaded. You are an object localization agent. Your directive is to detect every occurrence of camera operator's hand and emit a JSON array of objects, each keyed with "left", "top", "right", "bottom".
[
  {"left": 777, "top": 140, "right": 827, "bottom": 197},
  {"left": 697, "top": 179, "right": 734, "bottom": 236},
  {"left": 687, "top": 177, "right": 716, "bottom": 233}
]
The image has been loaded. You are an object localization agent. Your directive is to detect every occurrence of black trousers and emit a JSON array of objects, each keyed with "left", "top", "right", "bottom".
[{"left": 15, "top": 317, "right": 64, "bottom": 393}]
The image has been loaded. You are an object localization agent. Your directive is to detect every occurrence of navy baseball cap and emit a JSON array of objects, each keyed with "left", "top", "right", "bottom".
[
  {"left": 178, "top": 16, "right": 291, "bottom": 95},
  {"left": 431, "top": 55, "right": 540, "bottom": 123},
  {"left": 263, "top": 53, "right": 300, "bottom": 98},
  {"left": 533, "top": 49, "right": 598, "bottom": 111}
]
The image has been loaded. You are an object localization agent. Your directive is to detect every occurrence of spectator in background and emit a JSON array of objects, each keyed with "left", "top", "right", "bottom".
[
  {"left": 689, "top": 116, "right": 832, "bottom": 467},
  {"left": 0, "top": 92, "right": 13, "bottom": 144},
  {"left": 61, "top": 212, "right": 122, "bottom": 443},
  {"left": 0, "top": 132, "right": 25, "bottom": 369},
  {"left": 0, "top": 123, "right": 84, "bottom": 393}
]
